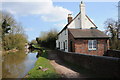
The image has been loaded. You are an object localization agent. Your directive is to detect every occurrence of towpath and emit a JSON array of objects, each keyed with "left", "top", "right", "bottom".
[{"left": 47, "top": 50, "right": 93, "bottom": 78}]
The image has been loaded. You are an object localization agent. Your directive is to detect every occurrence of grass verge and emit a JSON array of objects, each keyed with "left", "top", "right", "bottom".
[{"left": 26, "top": 49, "right": 60, "bottom": 78}]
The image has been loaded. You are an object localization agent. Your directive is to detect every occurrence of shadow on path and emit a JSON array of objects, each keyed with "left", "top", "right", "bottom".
[{"left": 47, "top": 50, "right": 98, "bottom": 78}]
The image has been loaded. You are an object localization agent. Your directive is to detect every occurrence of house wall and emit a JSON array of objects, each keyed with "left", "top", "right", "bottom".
[
  {"left": 68, "top": 14, "right": 81, "bottom": 29},
  {"left": 74, "top": 39, "right": 109, "bottom": 56},
  {"left": 68, "top": 29, "right": 109, "bottom": 56},
  {"left": 56, "top": 28, "right": 68, "bottom": 52},
  {"left": 67, "top": 14, "right": 96, "bottom": 29},
  {"left": 56, "top": 40, "right": 59, "bottom": 48},
  {"left": 68, "top": 30, "right": 75, "bottom": 52}
]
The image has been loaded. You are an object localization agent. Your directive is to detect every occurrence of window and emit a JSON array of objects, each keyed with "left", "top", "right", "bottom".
[
  {"left": 65, "top": 40, "right": 67, "bottom": 49},
  {"left": 88, "top": 40, "right": 97, "bottom": 50}
]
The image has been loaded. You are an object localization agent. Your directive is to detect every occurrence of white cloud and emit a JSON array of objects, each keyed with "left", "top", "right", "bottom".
[
  {"left": 2, "top": 0, "right": 72, "bottom": 22},
  {"left": 54, "top": 23, "right": 66, "bottom": 30},
  {"left": 41, "top": 6, "right": 71, "bottom": 22},
  {"left": 25, "top": 27, "right": 34, "bottom": 31}
]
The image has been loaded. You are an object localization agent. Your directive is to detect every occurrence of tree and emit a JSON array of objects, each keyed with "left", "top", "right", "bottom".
[
  {"left": 0, "top": 11, "right": 28, "bottom": 51},
  {"left": 37, "top": 29, "right": 58, "bottom": 49},
  {"left": 31, "top": 39, "right": 37, "bottom": 45},
  {"left": 104, "top": 18, "right": 120, "bottom": 50},
  {"left": 2, "top": 19, "right": 11, "bottom": 37}
]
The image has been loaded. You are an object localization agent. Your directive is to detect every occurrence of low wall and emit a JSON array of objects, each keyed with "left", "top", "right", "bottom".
[
  {"left": 104, "top": 50, "right": 120, "bottom": 58},
  {"left": 56, "top": 50, "right": 120, "bottom": 78}
]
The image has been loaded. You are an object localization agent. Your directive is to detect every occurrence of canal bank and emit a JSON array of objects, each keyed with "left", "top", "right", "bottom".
[
  {"left": 25, "top": 49, "right": 60, "bottom": 78},
  {"left": 2, "top": 51, "right": 38, "bottom": 78}
]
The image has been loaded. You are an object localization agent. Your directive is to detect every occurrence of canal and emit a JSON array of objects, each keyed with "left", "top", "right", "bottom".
[{"left": 2, "top": 51, "right": 38, "bottom": 78}]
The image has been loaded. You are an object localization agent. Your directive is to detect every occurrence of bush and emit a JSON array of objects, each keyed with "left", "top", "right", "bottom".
[
  {"left": 37, "top": 29, "right": 58, "bottom": 49},
  {"left": 3, "top": 34, "right": 27, "bottom": 50}
]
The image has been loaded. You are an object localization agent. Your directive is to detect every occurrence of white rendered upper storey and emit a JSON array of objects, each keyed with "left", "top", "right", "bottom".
[{"left": 67, "top": 1, "right": 97, "bottom": 29}]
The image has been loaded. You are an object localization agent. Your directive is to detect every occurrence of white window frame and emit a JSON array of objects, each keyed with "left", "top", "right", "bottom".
[{"left": 88, "top": 40, "right": 97, "bottom": 50}]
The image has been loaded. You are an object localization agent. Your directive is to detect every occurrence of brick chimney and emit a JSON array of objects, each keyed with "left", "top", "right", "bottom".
[
  {"left": 68, "top": 14, "right": 72, "bottom": 23},
  {"left": 80, "top": 1, "right": 86, "bottom": 29}
]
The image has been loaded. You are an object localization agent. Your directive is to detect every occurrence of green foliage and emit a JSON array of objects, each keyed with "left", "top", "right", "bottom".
[
  {"left": 30, "top": 40, "right": 37, "bottom": 45},
  {"left": 37, "top": 29, "right": 58, "bottom": 49},
  {"left": 27, "top": 56, "right": 60, "bottom": 78},
  {"left": 41, "top": 49, "right": 48, "bottom": 58},
  {"left": 3, "top": 34, "right": 27, "bottom": 50}
]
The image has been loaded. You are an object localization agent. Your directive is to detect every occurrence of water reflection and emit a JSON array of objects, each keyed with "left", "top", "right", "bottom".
[{"left": 2, "top": 51, "right": 37, "bottom": 78}]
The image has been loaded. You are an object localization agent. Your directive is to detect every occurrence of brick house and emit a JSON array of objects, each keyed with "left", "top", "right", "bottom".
[{"left": 56, "top": 2, "right": 109, "bottom": 56}]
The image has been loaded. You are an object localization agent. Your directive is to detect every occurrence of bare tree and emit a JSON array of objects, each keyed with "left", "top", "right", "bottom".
[{"left": 104, "top": 18, "right": 120, "bottom": 49}]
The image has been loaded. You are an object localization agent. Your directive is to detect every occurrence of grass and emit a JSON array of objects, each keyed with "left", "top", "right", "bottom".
[
  {"left": 32, "top": 44, "right": 45, "bottom": 50},
  {"left": 27, "top": 57, "right": 59, "bottom": 78},
  {"left": 26, "top": 49, "right": 60, "bottom": 79},
  {"left": 31, "top": 44, "right": 45, "bottom": 52}
]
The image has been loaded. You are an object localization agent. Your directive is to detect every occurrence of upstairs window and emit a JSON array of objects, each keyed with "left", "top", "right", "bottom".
[{"left": 88, "top": 40, "right": 97, "bottom": 50}]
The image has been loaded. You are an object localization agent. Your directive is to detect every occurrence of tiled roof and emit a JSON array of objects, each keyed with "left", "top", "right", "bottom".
[{"left": 68, "top": 29, "right": 109, "bottom": 38}]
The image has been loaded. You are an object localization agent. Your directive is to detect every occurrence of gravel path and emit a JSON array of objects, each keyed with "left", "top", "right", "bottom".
[
  {"left": 50, "top": 60, "right": 81, "bottom": 78},
  {"left": 47, "top": 50, "right": 85, "bottom": 78}
]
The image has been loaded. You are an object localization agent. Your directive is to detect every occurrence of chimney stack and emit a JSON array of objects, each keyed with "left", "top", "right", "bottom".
[
  {"left": 68, "top": 14, "right": 72, "bottom": 23},
  {"left": 80, "top": 1, "right": 86, "bottom": 28}
]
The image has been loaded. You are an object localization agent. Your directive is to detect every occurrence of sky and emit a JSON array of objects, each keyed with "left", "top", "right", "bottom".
[{"left": 1, "top": 0, "right": 119, "bottom": 41}]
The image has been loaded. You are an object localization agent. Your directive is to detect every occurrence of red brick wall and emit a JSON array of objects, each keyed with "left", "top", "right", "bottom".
[
  {"left": 75, "top": 39, "right": 109, "bottom": 56},
  {"left": 68, "top": 30, "right": 109, "bottom": 56}
]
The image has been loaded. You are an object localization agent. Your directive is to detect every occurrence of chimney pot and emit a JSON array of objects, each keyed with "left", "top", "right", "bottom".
[
  {"left": 81, "top": 1, "right": 83, "bottom": 4},
  {"left": 68, "top": 14, "right": 72, "bottom": 23}
]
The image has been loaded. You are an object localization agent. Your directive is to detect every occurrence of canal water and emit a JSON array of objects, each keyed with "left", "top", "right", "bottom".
[{"left": 2, "top": 51, "right": 38, "bottom": 78}]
